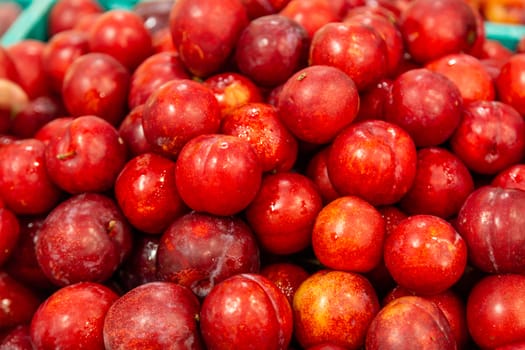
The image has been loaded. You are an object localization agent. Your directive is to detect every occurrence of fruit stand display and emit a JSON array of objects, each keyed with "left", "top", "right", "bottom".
[{"left": 1, "top": 0, "right": 525, "bottom": 349}]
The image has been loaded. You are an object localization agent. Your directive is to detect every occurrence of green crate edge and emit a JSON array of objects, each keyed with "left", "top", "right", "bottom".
[
  {"left": 2, "top": 1, "right": 525, "bottom": 50},
  {"left": 0, "top": 0, "right": 139, "bottom": 46}
]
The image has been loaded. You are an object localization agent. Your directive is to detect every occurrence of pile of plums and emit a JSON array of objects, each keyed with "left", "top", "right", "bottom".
[{"left": 1, "top": 0, "right": 525, "bottom": 348}]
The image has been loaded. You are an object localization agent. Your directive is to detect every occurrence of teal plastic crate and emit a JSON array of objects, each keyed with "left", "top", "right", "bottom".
[
  {"left": 484, "top": 21, "right": 525, "bottom": 50},
  {"left": 0, "top": 0, "right": 139, "bottom": 46}
]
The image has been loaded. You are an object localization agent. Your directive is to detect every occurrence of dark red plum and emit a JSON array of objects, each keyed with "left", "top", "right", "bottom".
[
  {"left": 170, "top": 0, "right": 249, "bottom": 77},
  {"left": 35, "top": 193, "right": 133, "bottom": 286},
  {"left": 30, "top": 282, "right": 119, "bottom": 350},
  {"left": 157, "top": 212, "right": 260, "bottom": 298},
  {"left": 103, "top": 282, "right": 203, "bottom": 349}
]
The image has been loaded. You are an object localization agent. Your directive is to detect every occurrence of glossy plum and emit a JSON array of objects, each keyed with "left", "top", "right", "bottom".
[
  {"left": 496, "top": 53, "right": 525, "bottom": 115},
  {"left": 235, "top": 14, "right": 309, "bottom": 87},
  {"left": 456, "top": 186, "right": 525, "bottom": 274},
  {"left": 141, "top": 79, "right": 221, "bottom": 159},
  {"left": 44, "top": 115, "right": 128, "bottom": 194},
  {"left": 41, "top": 29, "right": 90, "bottom": 94},
  {"left": 366, "top": 296, "right": 456, "bottom": 349},
  {"left": 175, "top": 134, "right": 262, "bottom": 216},
  {"left": 62, "top": 53, "right": 130, "bottom": 126},
  {"left": 35, "top": 193, "right": 133, "bottom": 286},
  {"left": 128, "top": 51, "right": 189, "bottom": 110},
  {"left": 203, "top": 72, "right": 263, "bottom": 117},
  {"left": 466, "top": 274, "right": 525, "bottom": 349},
  {"left": 384, "top": 68, "right": 463, "bottom": 147},
  {"left": 115, "top": 152, "right": 187, "bottom": 234},
  {"left": 157, "top": 212, "right": 260, "bottom": 298},
  {"left": 103, "top": 282, "right": 203, "bottom": 349},
  {"left": 200, "top": 273, "right": 293, "bottom": 349},
  {"left": 399, "top": 0, "right": 478, "bottom": 63},
  {"left": 221, "top": 102, "right": 298, "bottom": 173},
  {"left": 30, "top": 282, "right": 119, "bottom": 350},
  {"left": 399, "top": 147, "right": 474, "bottom": 219},
  {"left": 245, "top": 172, "right": 323, "bottom": 255},
  {"left": 384, "top": 215, "right": 467, "bottom": 295},
  {"left": 309, "top": 21, "right": 388, "bottom": 91},
  {"left": 0, "top": 138, "right": 62, "bottom": 215},
  {"left": 170, "top": 0, "right": 249, "bottom": 77},
  {"left": 293, "top": 270, "right": 379, "bottom": 349},
  {"left": 277, "top": 65, "right": 360, "bottom": 144},
  {"left": 327, "top": 120, "right": 417, "bottom": 206},
  {"left": 89, "top": 9, "right": 153, "bottom": 71},
  {"left": 312, "top": 196, "right": 386, "bottom": 273},
  {"left": 450, "top": 100, "right": 525, "bottom": 175}
]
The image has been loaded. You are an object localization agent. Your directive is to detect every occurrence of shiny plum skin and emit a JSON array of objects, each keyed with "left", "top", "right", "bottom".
[
  {"left": 0, "top": 138, "right": 63, "bottom": 215},
  {"left": 114, "top": 152, "right": 187, "bottom": 234},
  {"left": 30, "top": 282, "right": 119, "bottom": 350},
  {"left": 41, "top": 29, "right": 90, "bottom": 94},
  {"left": 6, "top": 40, "right": 49, "bottom": 99},
  {"left": 456, "top": 186, "right": 525, "bottom": 274},
  {"left": 366, "top": 296, "right": 456, "bottom": 349},
  {"left": 200, "top": 273, "right": 293, "bottom": 350},
  {"left": 35, "top": 193, "right": 133, "bottom": 286},
  {"left": 170, "top": 0, "right": 249, "bottom": 77},
  {"left": 0, "top": 324, "right": 32, "bottom": 349},
  {"left": 312, "top": 196, "right": 385, "bottom": 273},
  {"left": 327, "top": 120, "right": 417, "bottom": 206},
  {"left": 276, "top": 65, "right": 360, "bottom": 144},
  {"left": 0, "top": 46, "right": 21, "bottom": 83},
  {"left": 496, "top": 53, "right": 525, "bottom": 115},
  {"left": 235, "top": 14, "right": 309, "bottom": 87},
  {"left": 309, "top": 21, "right": 388, "bottom": 91},
  {"left": 399, "top": 0, "right": 478, "bottom": 63},
  {"left": 450, "top": 100, "right": 525, "bottom": 175},
  {"left": 47, "top": 0, "right": 103, "bottom": 36},
  {"left": 279, "top": 0, "right": 340, "bottom": 40},
  {"left": 34, "top": 117, "right": 74, "bottom": 146},
  {"left": 260, "top": 262, "right": 310, "bottom": 305},
  {"left": 384, "top": 68, "right": 463, "bottom": 147},
  {"left": 384, "top": 286, "right": 470, "bottom": 349},
  {"left": 0, "top": 271, "right": 41, "bottom": 329},
  {"left": 399, "top": 147, "right": 475, "bottom": 219},
  {"left": 88, "top": 9, "right": 153, "bottom": 71},
  {"left": 62, "top": 53, "right": 130, "bottom": 126},
  {"left": 203, "top": 72, "right": 264, "bottom": 117},
  {"left": 245, "top": 172, "right": 323, "bottom": 255},
  {"left": 157, "top": 212, "right": 260, "bottom": 298},
  {"left": 175, "top": 134, "right": 262, "bottom": 216},
  {"left": 0, "top": 78, "right": 27, "bottom": 134},
  {"left": 344, "top": 12, "right": 404, "bottom": 76},
  {"left": 103, "top": 282, "right": 203, "bottom": 349},
  {"left": 141, "top": 79, "right": 221, "bottom": 159},
  {"left": 384, "top": 215, "right": 467, "bottom": 295},
  {"left": 220, "top": 102, "right": 298, "bottom": 173},
  {"left": 492, "top": 164, "right": 525, "bottom": 191},
  {"left": 43, "top": 115, "right": 128, "bottom": 194},
  {"left": 293, "top": 270, "right": 379, "bottom": 349},
  {"left": 242, "top": 0, "right": 291, "bottom": 19},
  {"left": 466, "top": 274, "right": 525, "bottom": 349},
  {"left": 128, "top": 51, "right": 190, "bottom": 110},
  {"left": 426, "top": 53, "right": 495, "bottom": 104}
]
